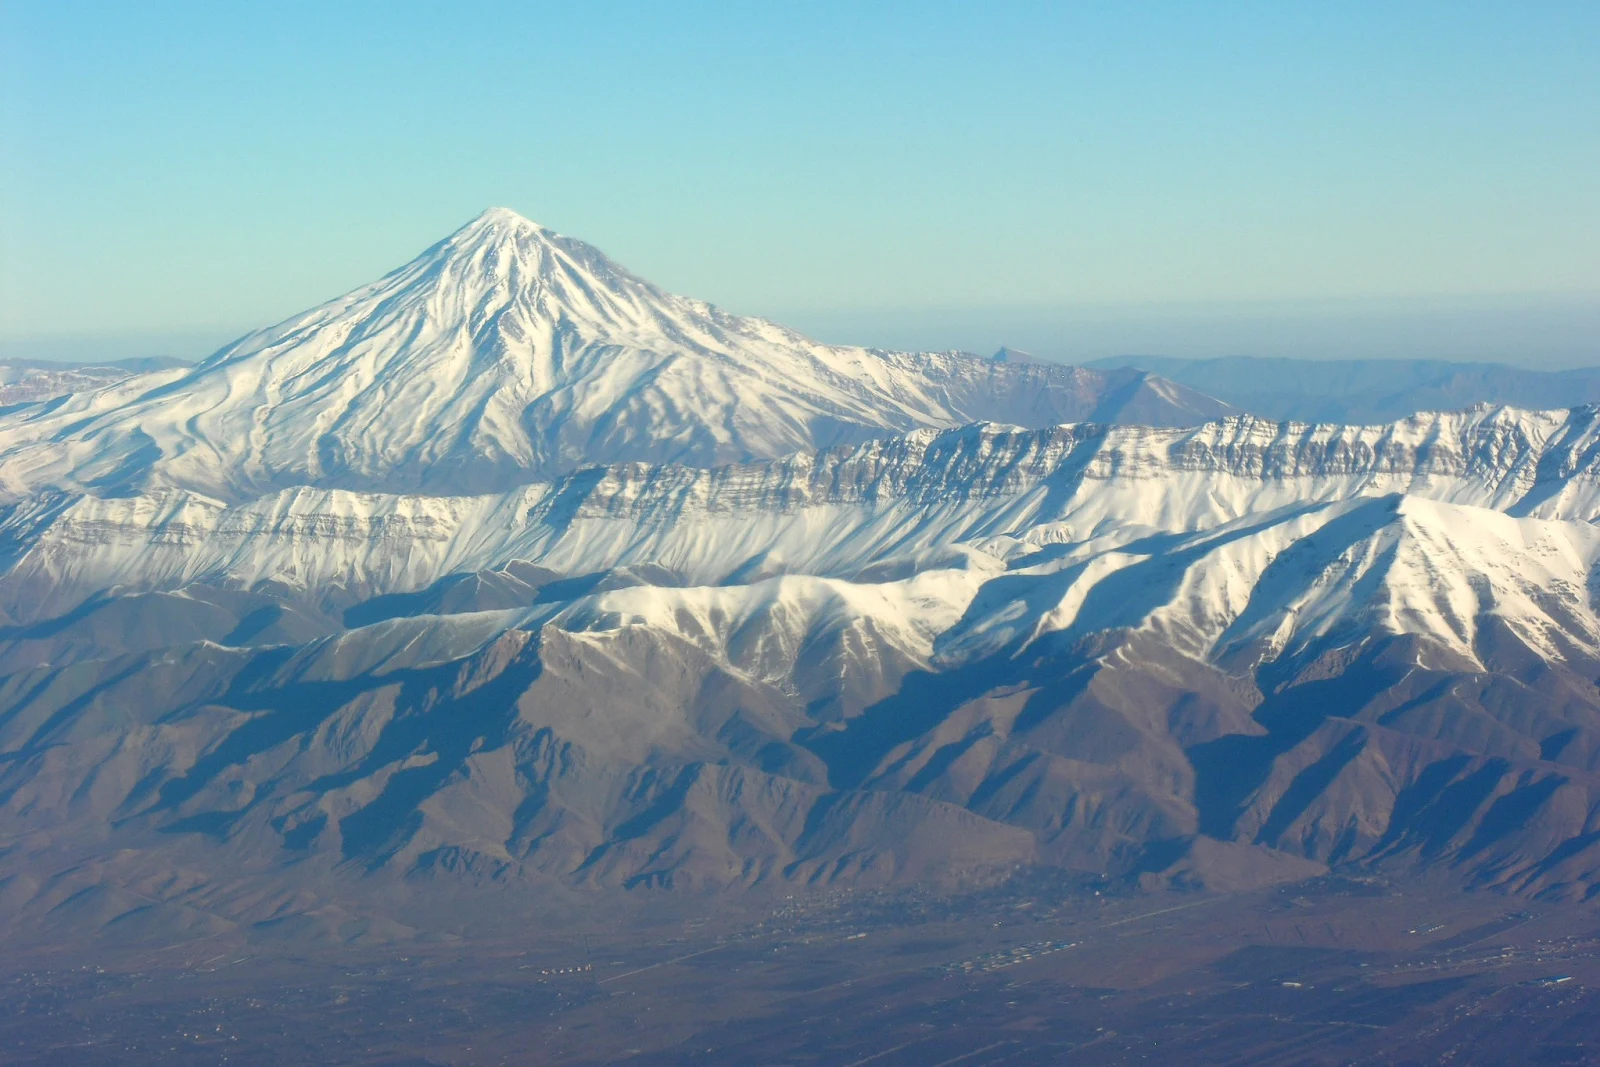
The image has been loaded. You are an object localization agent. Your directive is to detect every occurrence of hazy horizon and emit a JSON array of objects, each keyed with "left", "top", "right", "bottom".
[
  {"left": 4, "top": 3, "right": 1597, "bottom": 360},
  {"left": 6, "top": 287, "right": 1597, "bottom": 371}
]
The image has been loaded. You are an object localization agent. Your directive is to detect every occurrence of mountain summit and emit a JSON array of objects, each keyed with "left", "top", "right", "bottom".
[{"left": 0, "top": 209, "right": 1231, "bottom": 501}]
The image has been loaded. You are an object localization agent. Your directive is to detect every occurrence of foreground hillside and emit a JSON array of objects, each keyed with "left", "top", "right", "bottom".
[{"left": 4, "top": 402, "right": 1600, "bottom": 935}]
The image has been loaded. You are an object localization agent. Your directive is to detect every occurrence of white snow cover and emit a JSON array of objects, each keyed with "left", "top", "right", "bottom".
[{"left": 9, "top": 407, "right": 1600, "bottom": 606}]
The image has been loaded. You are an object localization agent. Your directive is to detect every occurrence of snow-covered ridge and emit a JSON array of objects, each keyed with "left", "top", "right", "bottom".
[
  {"left": 517, "top": 404, "right": 1600, "bottom": 516},
  {"left": 6, "top": 405, "right": 1600, "bottom": 620}
]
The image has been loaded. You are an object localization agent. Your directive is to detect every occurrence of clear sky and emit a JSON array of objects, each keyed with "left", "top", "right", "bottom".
[{"left": 2, "top": 2, "right": 1597, "bottom": 365}]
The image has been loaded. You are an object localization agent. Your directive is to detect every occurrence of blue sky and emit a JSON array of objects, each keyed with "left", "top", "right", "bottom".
[{"left": 2, "top": 2, "right": 1597, "bottom": 365}]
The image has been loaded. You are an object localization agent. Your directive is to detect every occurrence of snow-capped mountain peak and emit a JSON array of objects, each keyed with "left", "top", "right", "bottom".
[
  {"left": 0, "top": 210, "right": 1234, "bottom": 501},
  {"left": 409, "top": 206, "right": 666, "bottom": 327},
  {"left": 205, "top": 206, "right": 680, "bottom": 369},
  {"left": 463, "top": 204, "right": 545, "bottom": 232}
]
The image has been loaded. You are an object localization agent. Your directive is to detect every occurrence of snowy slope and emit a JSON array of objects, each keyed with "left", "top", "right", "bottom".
[{"left": 933, "top": 493, "right": 1600, "bottom": 667}]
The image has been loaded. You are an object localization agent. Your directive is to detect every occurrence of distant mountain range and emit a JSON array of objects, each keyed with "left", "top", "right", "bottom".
[
  {"left": 0, "top": 356, "right": 190, "bottom": 408},
  {"left": 1089, "top": 354, "right": 1600, "bottom": 423},
  {"left": 3, "top": 211, "right": 1600, "bottom": 944}
]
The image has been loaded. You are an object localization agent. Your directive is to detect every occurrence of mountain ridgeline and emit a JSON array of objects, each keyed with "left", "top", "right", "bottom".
[{"left": 1, "top": 209, "right": 1598, "bottom": 943}]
